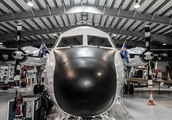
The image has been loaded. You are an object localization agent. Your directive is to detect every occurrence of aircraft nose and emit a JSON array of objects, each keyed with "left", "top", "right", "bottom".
[{"left": 53, "top": 47, "right": 117, "bottom": 116}]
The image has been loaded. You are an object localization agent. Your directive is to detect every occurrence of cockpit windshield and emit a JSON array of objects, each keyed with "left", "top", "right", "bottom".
[
  {"left": 56, "top": 34, "right": 114, "bottom": 48},
  {"left": 88, "top": 35, "right": 112, "bottom": 47},
  {"left": 57, "top": 35, "right": 83, "bottom": 47}
]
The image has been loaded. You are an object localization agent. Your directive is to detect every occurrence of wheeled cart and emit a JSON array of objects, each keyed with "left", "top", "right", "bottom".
[{"left": 7, "top": 97, "right": 41, "bottom": 120}]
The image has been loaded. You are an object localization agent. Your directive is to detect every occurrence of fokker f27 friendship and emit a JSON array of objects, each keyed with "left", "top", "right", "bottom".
[{"left": 0, "top": 23, "right": 154, "bottom": 120}]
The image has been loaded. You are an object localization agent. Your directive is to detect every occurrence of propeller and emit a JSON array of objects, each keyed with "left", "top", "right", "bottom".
[
  {"left": 145, "top": 25, "right": 154, "bottom": 87},
  {"left": 12, "top": 23, "right": 24, "bottom": 114}
]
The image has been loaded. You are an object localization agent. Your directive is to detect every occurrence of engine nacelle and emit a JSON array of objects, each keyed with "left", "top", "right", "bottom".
[
  {"left": 142, "top": 51, "right": 154, "bottom": 61},
  {"left": 126, "top": 47, "right": 154, "bottom": 66},
  {"left": 12, "top": 51, "right": 24, "bottom": 60}
]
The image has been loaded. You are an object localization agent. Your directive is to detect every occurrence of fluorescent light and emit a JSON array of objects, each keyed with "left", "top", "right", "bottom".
[
  {"left": 111, "top": 34, "right": 117, "bottom": 38},
  {"left": 53, "top": 33, "right": 57, "bottom": 36},
  {"left": 134, "top": 4, "right": 140, "bottom": 9},
  {"left": 134, "top": 0, "right": 140, "bottom": 9},
  {"left": 0, "top": 42, "right": 2, "bottom": 45},
  {"left": 163, "top": 43, "right": 166, "bottom": 45},
  {"left": 27, "top": 0, "right": 34, "bottom": 7},
  {"left": 27, "top": 2, "right": 33, "bottom": 7}
]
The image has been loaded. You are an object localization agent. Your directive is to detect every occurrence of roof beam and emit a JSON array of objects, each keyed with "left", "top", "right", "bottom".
[
  {"left": 1, "top": 25, "right": 172, "bottom": 45},
  {"left": 4, "top": 37, "right": 170, "bottom": 50},
  {"left": 110, "top": 0, "right": 116, "bottom": 9},
  {"left": 94, "top": 0, "right": 99, "bottom": 7},
  {"left": 142, "top": 0, "right": 158, "bottom": 14},
  {"left": 125, "top": 0, "right": 135, "bottom": 11},
  {"left": 0, "top": 6, "right": 171, "bottom": 26}
]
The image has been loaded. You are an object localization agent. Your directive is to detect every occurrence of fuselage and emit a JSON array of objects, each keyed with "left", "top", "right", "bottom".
[{"left": 45, "top": 26, "right": 125, "bottom": 116}]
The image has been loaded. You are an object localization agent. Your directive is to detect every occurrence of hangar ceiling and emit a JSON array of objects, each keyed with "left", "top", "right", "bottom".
[{"left": 0, "top": 0, "right": 172, "bottom": 49}]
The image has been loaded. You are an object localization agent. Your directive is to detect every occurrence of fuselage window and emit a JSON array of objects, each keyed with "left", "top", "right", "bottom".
[
  {"left": 88, "top": 35, "right": 112, "bottom": 47},
  {"left": 57, "top": 35, "right": 83, "bottom": 47}
]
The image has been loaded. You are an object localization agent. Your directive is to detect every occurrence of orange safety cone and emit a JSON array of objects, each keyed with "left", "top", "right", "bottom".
[{"left": 148, "top": 90, "right": 155, "bottom": 105}]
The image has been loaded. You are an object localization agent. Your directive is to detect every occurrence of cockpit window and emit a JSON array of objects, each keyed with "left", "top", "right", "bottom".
[
  {"left": 88, "top": 35, "right": 112, "bottom": 47},
  {"left": 57, "top": 35, "right": 83, "bottom": 47}
]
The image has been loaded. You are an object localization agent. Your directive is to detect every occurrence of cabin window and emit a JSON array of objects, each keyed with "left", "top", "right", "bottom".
[
  {"left": 57, "top": 35, "right": 83, "bottom": 47},
  {"left": 87, "top": 35, "right": 112, "bottom": 47}
]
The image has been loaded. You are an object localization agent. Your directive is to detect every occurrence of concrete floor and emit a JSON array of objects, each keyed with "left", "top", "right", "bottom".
[{"left": 0, "top": 85, "right": 172, "bottom": 120}]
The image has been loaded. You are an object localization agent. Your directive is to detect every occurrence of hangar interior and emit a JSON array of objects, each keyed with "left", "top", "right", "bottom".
[{"left": 0, "top": 0, "right": 172, "bottom": 120}]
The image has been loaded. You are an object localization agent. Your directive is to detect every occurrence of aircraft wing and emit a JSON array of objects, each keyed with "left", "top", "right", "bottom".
[
  {"left": 0, "top": 46, "right": 47, "bottom": 66},
  {"left": 151, "top": 49, "right": 172, "bottom": 61},
  {"left": 0, "top": 48, "right": 17, "bottom": 62}
]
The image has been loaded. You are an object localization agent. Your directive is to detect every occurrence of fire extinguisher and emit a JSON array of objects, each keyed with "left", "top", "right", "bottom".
[{"left": 14, "top": 92, "right": 23, "bottom": 119}]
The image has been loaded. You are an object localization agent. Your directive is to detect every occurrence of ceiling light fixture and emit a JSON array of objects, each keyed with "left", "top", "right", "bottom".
[
  {"left": 112, "top": 34, "right": 117, "bottom": 37},
  {"left": 111, "top": 33, "right": 117, "bottom": 39},
  {"left": 27, "top": 0, "right": 34, "bottom": 7},
  {"left": 163, "top": 43, "right": 166, "bottom": 45},
  {"left": 0, "top": 42, "right": 3, "bottom": 45},
  {"left": 53, "top": 33, "right": 57, "bottom": 36},
  {"left": 134, "top": 0, "right": 140, "bottom": 9}
]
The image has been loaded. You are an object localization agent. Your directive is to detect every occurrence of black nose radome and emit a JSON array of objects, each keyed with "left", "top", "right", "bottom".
[{"left": 53, "top": 47, "right": 116, "bottom": 116}]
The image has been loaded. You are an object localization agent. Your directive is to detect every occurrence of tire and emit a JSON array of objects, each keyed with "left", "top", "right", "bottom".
[
  {"left": 40, "top": 85, "right": 45, "bottom": 93},
  {"left": 2, "top": 86, "right": 8, "bottom": 90},
  {"left": 129, "top": 84, "right": 134, "bottom": 94},
  {"left": 21, "top": 82, "right": 26, "bottom": 87},
  {"left": 33, "top": 85, "right": 38, "bottom": 94},
  {"left": 7, "top": 83, "right": 11, "bottom": 88},
  {"left": 39, "top": 107, "right": 47, "bottom": 120},
  {"left": 123, "top": 84, "right": 128, "bottom": 94}
]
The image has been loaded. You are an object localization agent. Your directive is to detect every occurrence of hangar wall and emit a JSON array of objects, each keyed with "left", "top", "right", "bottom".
[{"left": 156, "top": 61, "right": 169, "bottom": 71}]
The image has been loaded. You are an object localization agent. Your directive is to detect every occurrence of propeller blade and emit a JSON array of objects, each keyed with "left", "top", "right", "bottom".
[
  {"left": 14, "top": 60, "right": 20, "bottom": 76},
  {"left": 145, "top": 25, "right": 151, "bottom": 51},
  {"left": 145, "top": 25, "right": 153, "bottom": 87},
  {"left": 16, "top": 23, "right": 22, "bottom": 50},
  {"left": 13, "top": 23, "right": 23, "bottom": 85}
]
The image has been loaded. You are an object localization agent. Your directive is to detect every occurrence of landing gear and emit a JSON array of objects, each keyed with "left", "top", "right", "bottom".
[
  {"left": 1, "top": 83, "right": 11, "bottom": 90},
  {"left": 21, "top": 82, "right": 26, "bottom": 87},
  {"left": 123, "top": 83, "right": 134, "bottom": 95},
  {"left": 33, "top": 84, "right": 45, "bottom": 94},
  {"left": 33, "top": 85, "right": 38, "bottom": 94},
  {"left": 123, "top": 84, "right": 129, "bottom": 94},
  {"left": 39, "top": 107, "right": 47, "bottom": 120},
  {"left": 40, "top": 85, "right": 45, "bottom": 93},
  {"left": 2, "top": 85, "right": 8, "bottom": 90},
  {"left": 129, "top": 83, "right": 134, "bottom": 94},
  {"left": 33, "top": 66, "right": 45, "bottom": 94},
  {"left": 33, "top": 90, "right": 54, "bottom": 120},
  {"left": 38, "top": 90, "right": 54, "bottom": 120}
]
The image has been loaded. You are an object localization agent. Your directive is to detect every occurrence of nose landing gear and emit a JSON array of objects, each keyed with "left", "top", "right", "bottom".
[{"left": 33, "top": 84, "right": 45, "bottom": 94}]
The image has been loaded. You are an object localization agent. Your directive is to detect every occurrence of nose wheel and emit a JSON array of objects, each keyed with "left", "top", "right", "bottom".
[
  {"left": 39, "top": 107, "right": 47, "bottom": 120},
  {"left": 33, "top": 84, "right": 45, "bottom": 94}
]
